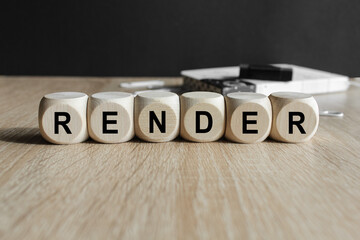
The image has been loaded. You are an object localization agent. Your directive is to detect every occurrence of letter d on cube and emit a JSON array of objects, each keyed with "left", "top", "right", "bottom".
[{"left": 180, "top": 91, "right": 225, "bottom": 142}]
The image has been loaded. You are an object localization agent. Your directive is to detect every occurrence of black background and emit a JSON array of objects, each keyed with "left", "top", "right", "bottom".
[{"left": 1, "top": 0, "right": 360, "bottom": 76}]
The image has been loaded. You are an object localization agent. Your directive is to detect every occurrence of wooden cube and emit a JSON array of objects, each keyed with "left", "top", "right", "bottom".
[
  {"left": 269, "top": 92, "right": 319, "bottom": 143},
  {"left": 180, "top": 91, "right": 225, "bottom": 142},
  {"left": 225, "top": 92, "right": 272, "bottom": 143},
  {"left": 87, "top": 92, "right": 134, "bottom": 143},
  {"left": 134, "top": 91, "right": 179, "bottom": 142},
  {"left": 38, "top": 92, "right": 88, "bottom": 144}
]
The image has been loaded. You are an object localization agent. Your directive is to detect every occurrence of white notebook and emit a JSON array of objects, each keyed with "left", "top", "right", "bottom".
[{"left": 181, "top": 64, "right": 349, "bottom": 95}]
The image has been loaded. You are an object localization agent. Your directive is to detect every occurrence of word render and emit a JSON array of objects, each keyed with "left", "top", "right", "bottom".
[{"left": 38, "top": 91, "right": 319, "bottom": 144}]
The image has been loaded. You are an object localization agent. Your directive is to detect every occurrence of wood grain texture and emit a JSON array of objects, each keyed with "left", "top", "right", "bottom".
[{"left": 0, "top": 76, "right": 360, "bottom": 240}]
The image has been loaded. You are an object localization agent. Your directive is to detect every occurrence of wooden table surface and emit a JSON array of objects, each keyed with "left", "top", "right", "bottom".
[{"left": 0, "top": 76, "right": 359, "bottom": 240}]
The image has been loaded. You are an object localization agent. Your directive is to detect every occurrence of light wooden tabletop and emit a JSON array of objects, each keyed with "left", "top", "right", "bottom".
[{"left": 0, "top": 76, "right": 359, "bottom": 240}]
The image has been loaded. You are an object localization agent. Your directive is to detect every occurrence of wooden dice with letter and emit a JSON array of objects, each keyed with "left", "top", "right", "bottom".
[
  {"left": 87, "top": 92, "right": 134, "bottom": 143},
  {"left": 269, "top": 92, "right": 319, "bottom": 143},
  {"left": 38, "top": 92, "right": 89, "bottom": 144},
  {"left": 225, "top": 92, "right": 272, "bottom": 143},
  {"left": 180, "top": 91, "right": 225, "bottom": 142},
  {"left": 134, "top": 91, "right": 180, "bottom": 142}
]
